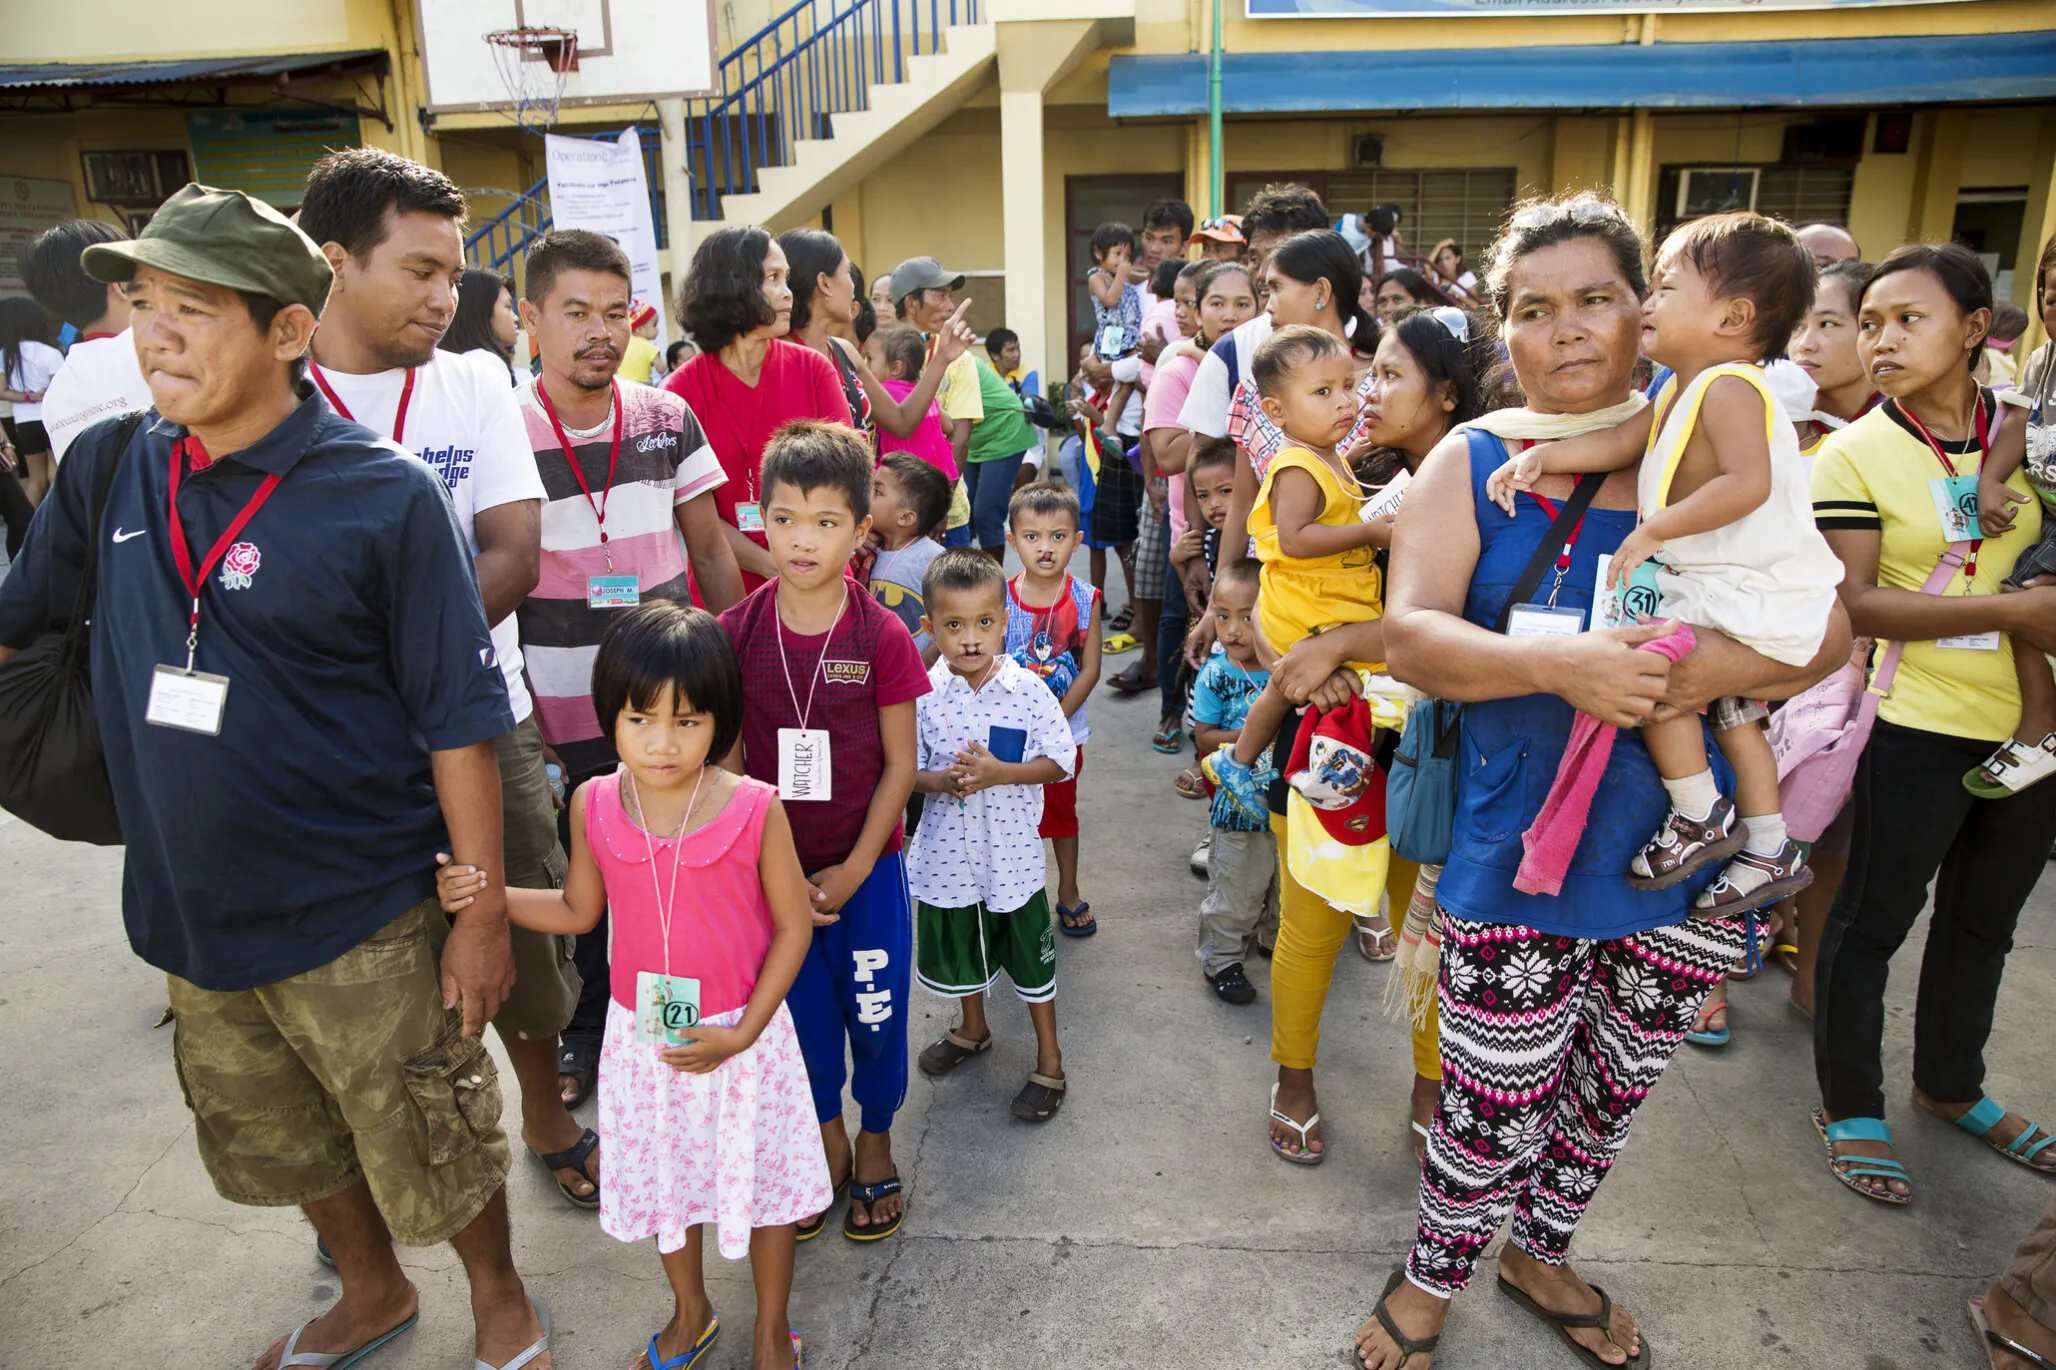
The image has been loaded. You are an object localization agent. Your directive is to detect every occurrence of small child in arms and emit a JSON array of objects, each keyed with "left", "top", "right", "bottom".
[
  {"left": 1487, "top": 211, "right": 1844, "bottom": 914},
  {"left": 1086, "top": 221, "right": 1145, "bottom": 432},
  {"left": 437, "top": 602, "right": 823, "bottom": 1370},
  {"left": 1970, "top": 395, "right": 2056, "bottom": 795},
  {"left": 1205, "top": 325, "right": 1385, "bottom": 821},
  {"left": 907, "top": 550, "right": 1077, "bottom": 1121}
]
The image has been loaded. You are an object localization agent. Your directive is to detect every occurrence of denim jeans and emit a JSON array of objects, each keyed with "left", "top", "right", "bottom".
[{"left": 963, "top": 449, "right": 1028, "bottom": 549}]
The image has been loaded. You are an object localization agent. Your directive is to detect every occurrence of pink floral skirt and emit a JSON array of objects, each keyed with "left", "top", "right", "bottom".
[{"left": 598, "top": 999, "right": 832, "bottom": 1258}]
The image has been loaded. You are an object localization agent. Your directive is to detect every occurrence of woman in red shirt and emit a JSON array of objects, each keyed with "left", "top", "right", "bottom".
[{"left": 667, "top": 226, "right": 853, "bottom": 587}]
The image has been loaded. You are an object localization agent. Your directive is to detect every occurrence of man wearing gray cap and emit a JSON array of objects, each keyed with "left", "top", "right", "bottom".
[{"left": 0, "top": 184, "right": 552, "bottom": 1370}]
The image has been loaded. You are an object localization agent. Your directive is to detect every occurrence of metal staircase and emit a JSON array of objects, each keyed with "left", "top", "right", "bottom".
[{"left": 465, "top": 0, "right": 987, "bottom": 275}]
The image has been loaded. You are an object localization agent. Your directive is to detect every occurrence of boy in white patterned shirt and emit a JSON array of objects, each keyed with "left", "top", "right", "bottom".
[{"left": 907, "top": 550, "right": 1076, "bottom": 1122}]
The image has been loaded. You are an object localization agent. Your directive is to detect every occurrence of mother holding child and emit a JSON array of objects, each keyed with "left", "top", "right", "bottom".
[{"left": 1356, "top": 194, "right": 1850, "bottom": 1368}]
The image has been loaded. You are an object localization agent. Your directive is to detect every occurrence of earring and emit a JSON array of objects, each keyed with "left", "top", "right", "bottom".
[{"left": 1316, "top": 299, "right": 1325, "bottom": 310}]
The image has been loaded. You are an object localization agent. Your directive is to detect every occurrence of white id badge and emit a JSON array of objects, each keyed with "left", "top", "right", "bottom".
[
  {"left": 1506, "top": 604, "right": 1586, "bottom": 638},
  {"left": 1937, "top": 631, "right": 2002, "bottom": 650},
  {"left": 735, "top": 501, "right": 765, "bottom": 534},
  {"left": 586, "top": 575, "right": 640, "bottom": 609},
  {"left": 777, "top": 727, "right": 832, "bottom": 801},
  {"left": 146, "top": 665, "right": 229, "bottom": 735}
]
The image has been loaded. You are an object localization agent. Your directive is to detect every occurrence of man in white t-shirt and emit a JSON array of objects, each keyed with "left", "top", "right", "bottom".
[
  {"left": 298, "top": 147, "right": 604, "bottom": 1212},
  {"left": 22, "top": 219, "right": 154, "bottom": 463}
]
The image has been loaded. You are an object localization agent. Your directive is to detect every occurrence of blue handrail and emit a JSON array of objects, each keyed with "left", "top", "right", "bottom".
[
  {"left": 464, "top": 128, "right": 667, "bottom": 275},
  {"left": 681, "top": 0, "right": 984, "bottom": 222}
]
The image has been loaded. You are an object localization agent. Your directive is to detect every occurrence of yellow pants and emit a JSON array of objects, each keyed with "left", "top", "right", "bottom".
[{"left": 1268, "top": 814, "right": 1441, "bottom": 1079}]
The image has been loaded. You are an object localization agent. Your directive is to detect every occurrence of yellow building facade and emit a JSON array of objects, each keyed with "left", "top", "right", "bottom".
[{"left": 4, "top": 0, "right": 2052, "bottom": 381}]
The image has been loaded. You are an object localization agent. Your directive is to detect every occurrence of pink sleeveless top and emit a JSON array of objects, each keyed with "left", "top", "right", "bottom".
[{"left": 585, "top": 772, "right": 777, "bottom": 1018}]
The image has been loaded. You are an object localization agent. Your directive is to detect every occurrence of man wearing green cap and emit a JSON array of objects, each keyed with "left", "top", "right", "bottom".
[{"left": 0, "top": 184, "right": 552, "bottom": 1370}]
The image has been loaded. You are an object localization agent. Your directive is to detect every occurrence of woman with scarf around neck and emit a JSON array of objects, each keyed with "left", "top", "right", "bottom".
[
  {"left": 1354, "top": 193, "right": 1849, "bottom": 1370},
  {"left": 1807, "top": 242, "right": 2056, "bottom": 1208}
]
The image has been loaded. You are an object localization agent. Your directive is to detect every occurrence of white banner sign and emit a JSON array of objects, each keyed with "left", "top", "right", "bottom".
[{"left": 543, "top": 131, "right": 666, "bottom": 353}]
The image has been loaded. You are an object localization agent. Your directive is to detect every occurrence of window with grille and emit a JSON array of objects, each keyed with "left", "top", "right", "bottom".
[
  {"left": 1229, "top": 169, "right": 1517, "bottom": 269},
  {"left": 1654, "top": 164, "right": 1855, "bottom": 241}
]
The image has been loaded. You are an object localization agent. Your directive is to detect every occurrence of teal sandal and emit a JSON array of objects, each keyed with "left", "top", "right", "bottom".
[
  {"left": 1812, "top": 1110, "right": 1912, "bottom": 1204},
  {"left": 1949, "top": 1097, "right": 2056, "bottom": 1173},
  {"left": 274, "top": 1311, "right": 418, "bottom": 1369}
]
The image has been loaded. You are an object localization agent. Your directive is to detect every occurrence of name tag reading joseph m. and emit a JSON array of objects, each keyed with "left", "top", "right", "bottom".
[
  {"left": 778, "top": 727, "right": 832, "bottom": 801},
  {"left": 587, "top": 575, "right": 641, "bottom": 609},
  {"left": 634, "top": 971, "right": 702, "bottom": 1046},
  {"left": 146, "top": 665, "right": 229, "bottom": 735}
]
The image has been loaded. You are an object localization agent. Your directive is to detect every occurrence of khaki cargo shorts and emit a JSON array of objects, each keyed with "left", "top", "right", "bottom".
[
  {"left": 494, "top": 716, "right": 580, "bottom": 1040},
  {"left": 167, "top": 899, "right": 511, "bottom": 1246}
]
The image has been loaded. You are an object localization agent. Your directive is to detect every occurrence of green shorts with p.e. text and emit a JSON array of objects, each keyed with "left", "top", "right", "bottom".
[{"left": 916, "top": 889, "right": 1056, "bottom": 1003}]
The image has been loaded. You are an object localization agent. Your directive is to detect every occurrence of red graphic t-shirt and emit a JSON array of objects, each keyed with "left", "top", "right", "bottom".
[{"left": 720, "top": 581, "right": 931, "bottom": 871}]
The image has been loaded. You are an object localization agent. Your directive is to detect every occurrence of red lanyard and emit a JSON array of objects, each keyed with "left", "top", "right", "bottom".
[
  {"left": 166, "top": 438, "right": 283, "bottom": 669},
  {"left": 309, "top": 364, "right": 416, "bottom": 447},
  {"left": 1895, "top": 393, "right": 1991, "bottom": 579},
  {"left": 1526, "top": 491, "right": 1586, "bottom": 575},
  {"left": 536, "top": 380, "right": 625, "bottom": 571}
]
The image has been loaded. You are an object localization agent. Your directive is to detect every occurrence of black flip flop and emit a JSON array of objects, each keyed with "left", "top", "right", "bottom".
[
  {"left": 844, "top": 1175, "right": 904, "bottom": 1242},
  {"left": 533, "top": 1127, "right": 601, "bottom": 1210},
  {"left": 1105, "top": 662, "right": 1153, "bottom": 695},
  {"left": 797, "top": 1164, "right": 851, "bottom": 1242},
  {"left": 558, "top": 1039, "right": 598, "bottom": 1110},
  {"left": 1496, "top": 1275, "right": 1650, "bottom": 1368},
  {"left": 1360, "top": 1269, "right": 1440, "bottom": 1368}
]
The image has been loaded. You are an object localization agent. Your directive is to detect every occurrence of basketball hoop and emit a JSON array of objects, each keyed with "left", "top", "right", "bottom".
[{"left": 484, "top": 26, "right": 579, "bottom": 133}]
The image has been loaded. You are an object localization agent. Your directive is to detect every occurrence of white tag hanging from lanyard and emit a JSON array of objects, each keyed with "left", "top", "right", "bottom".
[{"left": 775, "top": 582, "right": 848, "bottom": 801}]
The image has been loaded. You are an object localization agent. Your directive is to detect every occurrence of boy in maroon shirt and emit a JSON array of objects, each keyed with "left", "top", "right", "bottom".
[{"left": 720, "top": 421, "right": 929, "bottom": 1242}]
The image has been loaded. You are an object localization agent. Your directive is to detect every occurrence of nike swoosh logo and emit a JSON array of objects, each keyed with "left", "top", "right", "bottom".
[{"left": 111, "top": 528, "right": 147, "bottom": 543}]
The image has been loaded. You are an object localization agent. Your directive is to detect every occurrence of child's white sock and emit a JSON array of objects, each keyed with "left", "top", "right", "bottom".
[
  {"left": 1742, "top": 813, "right": 1788, "bottom": 856},
  {"left": 1661, "top": 769, "right": 1720, "bottom": 824}
]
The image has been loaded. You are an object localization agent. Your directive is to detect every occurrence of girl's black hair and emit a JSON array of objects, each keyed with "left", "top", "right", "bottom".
[
  {"left": 779, "top": 226, "right": 846, "bottom": 335},
  {"left": 438, "top": 268, "right": 514, "bottom": 366},
  {"left": 591, "top": 601, "right": 745, "bottom": 762},
  {"left": 678, "top": 225, "right": 777, "bottom": 352},
  {"left": 872, "top": 325, "right": 926, "bottom": 381},
  {"left": 1091, "top": 222, "right": 1138, "bottom": 261},
  {"left": 1149, "top": 258, "right": 1184, "bottom": 299},
  {"left": 1268, "top": 229, "right": 1378, "bottom": 354},
  {"left": 1863, "top": 242, "right": 1995, "bottom": 374},
  {"left": 849, "top": 259, "right": 877, "bottom": 344},
  {"left": 0, "top": 297, "right": 51, "bottom": 394}
]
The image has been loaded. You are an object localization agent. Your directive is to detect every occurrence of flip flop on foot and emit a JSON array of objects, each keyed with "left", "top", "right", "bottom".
[
  {"left": 642, "top": 1313, "right": 719, "bottom": 1370},
  {"left": 796, "top": 1149, "right": 852, "bottom": 1241},
  {"left": 1173, "top": 767, "right": 1208, "bottom": 800},
  {"left": 1496, "top": 1274, "right": 1648, "bottom": 1368},
  {"left": 1057, "top": 901, "right": 1097, "bottom": 937},
  {"left": 1152, "top": 721, "right": 1184, "bottom": 753},
  {"left": 1354, "top": 911, "right": 1397, "bottom": 962},
  {"left": 844, "top": 1175, "right": 904, "bottom": 1241},
  {"left": 529, "top": 1127, "right": 601, "bottom": 1210},
  {"left": 1355, "top": 1270, "right": 1441, "bottom": 1369},
  {"left": 1010, "top": 1071, "right": 1067, "bottom": 1122},
  {"left": 475, "top": 1297, "right": 551, "bottom": 1370},
  {"left": 557, "top": 1040, "right": 597, "bottom": 1109},
  {"left": 1684, "top": 998, "right": 1730, "bottom": 1047},
  {"left": 1106, "top": 605, "right": 1134, "bottom": 634},
  {"left": 1969, "top": 1295, "right": 2056, "bottom": 1370},
  {"left": 1105, "top": 661, "right": 1153, "bottom": 694},
  {"left": 1269, "top": 1082, "right": 1324, "bottom": 1165},
  {"left": 1102, "top": 630, "right": 1141, "bottom": 655},
  {"left": 269, "top": 1311, "right": 419, "bottom": 1370}
]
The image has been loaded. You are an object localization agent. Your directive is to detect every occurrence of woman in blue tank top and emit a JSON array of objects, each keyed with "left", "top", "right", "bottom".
[{"left": 1351, "top": 195, "right": 1849, "bottom": 1370}]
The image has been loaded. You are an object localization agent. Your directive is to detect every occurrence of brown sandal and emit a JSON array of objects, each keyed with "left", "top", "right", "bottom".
[
  {"left": 917, "top": 1027, "right": 991, "bottom": 1077},
  {"left": 1010, "top": 1071, "right": 1067, "bottom": 1122}
]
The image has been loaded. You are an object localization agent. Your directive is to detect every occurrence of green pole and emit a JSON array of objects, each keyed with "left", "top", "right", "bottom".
[{"left": 1208, "top": 0, "right": 1224, "bottom": 218}]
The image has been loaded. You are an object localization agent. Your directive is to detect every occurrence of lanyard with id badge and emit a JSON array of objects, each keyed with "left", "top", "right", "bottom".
[
  {"left": 774, "top": 582, "right": 849, "bottom": 801},
  {"left": 1496, "top": 473, "right": 1604, "bottom": 640},
  {"left": 1899, "top": 395, "right": 2002, "bottom": 651},
  {"left": 537, "top": 379, "right": 640, "bottom": 609},
  {"left": 627, "top": 769, "right": 705, "bottom": 1047},
  {"left": 146, "top": 439, "right": 283, "bottom": 736}
]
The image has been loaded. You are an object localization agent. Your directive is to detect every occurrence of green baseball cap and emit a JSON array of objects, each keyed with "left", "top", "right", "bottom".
[{"left": 82, "top": 183, "right": 332, "bottom": 316}]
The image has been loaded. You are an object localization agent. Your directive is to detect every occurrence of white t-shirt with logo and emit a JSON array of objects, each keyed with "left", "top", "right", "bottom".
[
  {"left": 44, "top": 331, "right": 155, "bottom": 461},
  {"left": 312, "top": 349, "right": 547, "bottom": 723}
]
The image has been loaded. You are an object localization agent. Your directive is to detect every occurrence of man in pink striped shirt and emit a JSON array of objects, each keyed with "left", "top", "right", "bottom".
[{"left": 512, "top": 229, "right": 743, "bottom": 1103}]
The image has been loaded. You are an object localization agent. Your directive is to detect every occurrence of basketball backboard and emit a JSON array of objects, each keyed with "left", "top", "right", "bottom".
[{"left": 417, "top": 0, "right": 716, "bottom": 116}]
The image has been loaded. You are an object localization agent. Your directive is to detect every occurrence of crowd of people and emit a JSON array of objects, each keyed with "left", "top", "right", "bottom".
[{"left": 2, "top": 144, "right": 2056, "bottom": 1370}]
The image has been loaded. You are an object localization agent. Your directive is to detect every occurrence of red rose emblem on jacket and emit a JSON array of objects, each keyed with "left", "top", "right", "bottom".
[{"left": 220, "top": 541, "right": 262, "bottom": 589}]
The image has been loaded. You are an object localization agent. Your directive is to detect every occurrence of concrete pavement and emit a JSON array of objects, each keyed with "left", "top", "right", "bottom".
[{"left": 4, "top": 649, "right": 2054, "bottom": 1369}]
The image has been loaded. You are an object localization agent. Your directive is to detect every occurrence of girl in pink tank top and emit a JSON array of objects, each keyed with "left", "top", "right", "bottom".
[{"left": 438, "top": 602, "right": 825, "bottom": 1370}]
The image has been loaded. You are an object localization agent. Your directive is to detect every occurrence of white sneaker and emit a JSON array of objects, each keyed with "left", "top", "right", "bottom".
[{"left": 1190, "top": 836, "right": 1212, "bottom": 877}]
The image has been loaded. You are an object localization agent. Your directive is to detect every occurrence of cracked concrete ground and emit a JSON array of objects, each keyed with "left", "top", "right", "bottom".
[{"left": 6, "top": 654, "right": 2055, "bottom": 1368}]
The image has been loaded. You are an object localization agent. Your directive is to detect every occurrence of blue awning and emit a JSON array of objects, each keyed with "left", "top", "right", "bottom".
[{"left": 1108, "top": 31, "right": 2056, "bottom": 116}]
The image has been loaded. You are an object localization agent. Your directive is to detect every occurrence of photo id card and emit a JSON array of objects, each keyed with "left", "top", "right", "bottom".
[
  {"left": 778, "top": 727, "right": 832, "bottom": 801},
  {"left": 587, "top": 575, "right": 641, "bottom": 609},
  {"left": 146, "top": 665, "right": 229, "bottom": 735},
  {"left": 1931, "top": 474, "right": 1984, "bottom": 544},
  {"left": 1594, "top": 553, "right": 1664, "bottom": 630},
  {"left": 634, "top": 971, "right": 702, "bottom": 1046},
  {"left": 735, "top": 501, "right": 765, "bottom": 534},
  {"left": 1506, "top": 604, "right": 1586, "bottom": 638},
  {"left": 1937, "top": 631, "right": 2002, "bottom": 650}
]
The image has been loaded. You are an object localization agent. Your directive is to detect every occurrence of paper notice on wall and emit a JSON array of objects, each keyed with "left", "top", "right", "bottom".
[
  {"left": 543, "top": 131, "right": 666, "bottom": 352},
  {"left": 1358, "top": 468, "right": 1412, "bottom": 523}
]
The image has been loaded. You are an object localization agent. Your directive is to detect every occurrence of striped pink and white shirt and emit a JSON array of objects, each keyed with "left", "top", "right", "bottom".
[{"left": 514, "top": 377, "right": 726, "bottom": 776}]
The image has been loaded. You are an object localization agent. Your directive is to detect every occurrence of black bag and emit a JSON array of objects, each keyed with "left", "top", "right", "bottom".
[{"left": 0, "top": 413, "right": 143, "bottom": 844}]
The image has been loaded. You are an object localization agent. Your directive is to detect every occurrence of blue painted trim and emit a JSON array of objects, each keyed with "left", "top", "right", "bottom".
[{"left": 1108, "top": 31, "right": 2056, "bottom": 115}]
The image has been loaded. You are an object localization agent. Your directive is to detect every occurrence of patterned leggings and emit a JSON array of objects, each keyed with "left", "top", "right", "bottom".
[{"left": 1406, "top": 912, "right": 1746, "bottom": 1297}]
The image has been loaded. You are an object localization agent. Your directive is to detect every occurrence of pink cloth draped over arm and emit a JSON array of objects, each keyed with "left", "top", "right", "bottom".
[{"left": 1514, "top": 622, "right": 1698, "bottom": 898}]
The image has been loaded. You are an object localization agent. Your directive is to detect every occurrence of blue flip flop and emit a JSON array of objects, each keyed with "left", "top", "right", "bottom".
[
  {"left": 1684, "top": 1000, "right": 1730, "bottom": 1048},
  {"left": 277, "top": 1311, "right": 418, "bottom": 1369},
  {"left": 1057, "top": 901, "right": 1096, "bottom": 937},
  {"left": 1813, "top": 1110, "right": 1913, "bottom": 1204},
  {"left": 647, "top": 1313, "right": 719, "bottom": 1370},
  {"left": 1951, "top": 1097, "right": 2056, "bottom": 1172}
]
